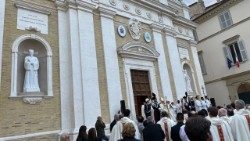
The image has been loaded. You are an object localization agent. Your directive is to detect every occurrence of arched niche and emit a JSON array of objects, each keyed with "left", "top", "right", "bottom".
[
  {"left": 182, "top": 63, "right": 197, "bottom": 95},
  {"left": 11, "top": 34, "right": 53, "bottom": 103},
  {"left": 237, "top": 83, "right": 250, "bottom": 104}
]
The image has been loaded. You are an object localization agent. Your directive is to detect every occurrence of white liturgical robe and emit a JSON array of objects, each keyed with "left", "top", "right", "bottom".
[
  {"left": 209, "top": 117, "right": 234, "bottom": 141},
  {"left": 229, "top": 109, "right": 250, "bottom": 141},
  {"left": 195, "top": 100, "right": 202, "bottom": 112},
  {"left": 157, "top": 117, "right": 175, "bottom": 141},
  {"left": 109, "top": 117, "right": 140, "bottom": 141}
]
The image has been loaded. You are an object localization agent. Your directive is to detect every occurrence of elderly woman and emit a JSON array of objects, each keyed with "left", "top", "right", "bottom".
[{"left": 119, "top": 122, "right": 140, "bottom": 141}]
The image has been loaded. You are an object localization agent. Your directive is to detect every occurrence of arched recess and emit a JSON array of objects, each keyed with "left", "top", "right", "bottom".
[
  {"left": 182, "top": 60, "right": 198, "bottom": 96},
  {"left": 238, "top": 83, "right": 250, "bottom": 104},
  {"left": 11, "top": 34, "right": 53, "bottom": 98}
]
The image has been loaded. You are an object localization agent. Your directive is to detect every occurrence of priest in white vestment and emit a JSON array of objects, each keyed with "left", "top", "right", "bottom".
[
  {"left": 218, "top": 108, "right": 231, "bottom": 124},
  {"left": 157, "top": 111, "right": 175, "bottom": 141},
  {"left": 109, "top": 109, "right": 140, "bottom": 141},
  {"left": 201, "top": 97, "right": 207, "bottom": 110},
  {"left": 229, "top": 100, "right": 250, "bottom": 141},
  {"left": 208, "top": 107, "right": 234, "bottom": 141},
  {"left": 194, "top": 96, "right": 202, "bottom": 112},
  {"left": 205, "top": 96, "right": 211, "bottom": 108}
]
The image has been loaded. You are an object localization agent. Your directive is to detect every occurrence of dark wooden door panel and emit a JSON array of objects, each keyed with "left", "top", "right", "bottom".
[{"left": 131, "top": 70, "right": 151, "bottom": 116}]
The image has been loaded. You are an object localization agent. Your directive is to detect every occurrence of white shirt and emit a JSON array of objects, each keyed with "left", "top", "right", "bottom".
[{"left": 179, "top": 125, "right": 190, "bottom": 141}]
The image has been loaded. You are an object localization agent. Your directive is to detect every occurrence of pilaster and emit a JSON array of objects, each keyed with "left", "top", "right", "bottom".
[
  {"left": 151, "top": 23, "right": 173, "bottom": 101},
  {"left": 189, "top": 40, "right": 207, "bottom": 96},
  {"left": 99, "top": 7, "right": 123, "bottom": 119},
  {"left": 164, "top": 28, "right": 186, "bottom": 100}
]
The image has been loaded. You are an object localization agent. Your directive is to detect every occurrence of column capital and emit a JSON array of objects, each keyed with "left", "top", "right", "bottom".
[
  {"left": 77, "top": 1, "right": 97, "bottom": 13},
  {"left": 189, "top": 39, "right": 198, "bottom": 47},
  {"left": 150, "top": 23, "right": 164, "bottom": 33},
  {"left": 163, "top": 25, "right": 177, "bottom": 37},
  {"left": 98, "top": 6, "right": 116, "bottom": 19}
]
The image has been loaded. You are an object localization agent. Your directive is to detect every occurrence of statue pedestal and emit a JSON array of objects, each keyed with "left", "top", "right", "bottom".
[{"left": 20, "top": 92, "right": 44, "bottom": 104}]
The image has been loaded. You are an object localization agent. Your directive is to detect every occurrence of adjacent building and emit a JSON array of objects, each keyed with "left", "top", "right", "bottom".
[
  {"left": 190, "top": 0, "right": 250, "bottom": 106},
  {"left": 0, "top": 0, "right": 205, "bottom": 140}
]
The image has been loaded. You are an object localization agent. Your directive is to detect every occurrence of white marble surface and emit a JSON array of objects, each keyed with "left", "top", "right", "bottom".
[
  {"left": 17, "top": 9, "right": 48, "bottom": 34},
  {"left": 153, "top": 30, "right": 173, "bottom": 101},
  {"left": 100, "top": 12, "right": 123, "bottom": 120},
  {"left": 166, "top": 35, "right": 186, "bottom": 99}
]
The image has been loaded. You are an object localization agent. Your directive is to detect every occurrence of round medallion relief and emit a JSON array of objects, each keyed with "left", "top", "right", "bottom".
[
  {"left": 144, "top": 32, "right": 152, "bottom": 43},
  {"left": 117, "top": 25, "right": 127, "bottom": 37}
]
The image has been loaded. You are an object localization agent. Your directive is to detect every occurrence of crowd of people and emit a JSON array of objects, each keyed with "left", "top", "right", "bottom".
[{"left": 74, "top": 93, "right": 250, "bottom": 141}]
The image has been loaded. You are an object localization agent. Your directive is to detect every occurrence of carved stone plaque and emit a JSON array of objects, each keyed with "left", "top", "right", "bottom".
[
  {"left": 179, "top": 47, "right": 190, "bottom": 60},
  {"left": 17, "top": 9, "right": 48, "bottom": 34}
]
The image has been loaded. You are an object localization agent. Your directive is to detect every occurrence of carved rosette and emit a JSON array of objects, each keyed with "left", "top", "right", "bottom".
[
  {"left": 123, "top": 4, "right": 130, "bottom": 11},
  {"left": 135, "top": 8, "right": 141, "bottom": 15},
  {"left": 146, "top": 12, "right": 152, "bottom": 19},
  {"left": 109, "top": 0, "right": 116, "bottom": 6},
  {"left": 128, "top": 18, "right": 141, "bottom": 40}
]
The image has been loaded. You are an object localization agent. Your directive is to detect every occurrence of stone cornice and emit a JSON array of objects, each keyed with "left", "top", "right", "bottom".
[
  {"left": 55, "top": 0, "right": 97, "bottom": 12},
  {"left": 98, "top": 5, "right": 116, "bottom": 19},
  {"left": 15, "top": 0, "right": 52, "bottom": 15},
  {"left": 150, "top": 23, "right": 164, "bottom": 33},
  {"left": 136, "top": 0, "right": 177, "bottom": 17},
  {"left": 174, "top": 16, "right": 198, "bottom": 29},
  {"left": 194, "top": 0, "right": 243, "bottom": 24},
  {"left": 163, "top": 25, "right": 177, "bottom": 37}
]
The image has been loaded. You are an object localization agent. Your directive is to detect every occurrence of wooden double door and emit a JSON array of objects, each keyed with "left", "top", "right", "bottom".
[{"left": 130, "top": 70, "right": 151, "bottom": 116}]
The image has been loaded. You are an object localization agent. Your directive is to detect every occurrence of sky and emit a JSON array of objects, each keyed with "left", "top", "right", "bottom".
[{"left": 183, "top": 0, "right": 217, "bottom": 7}]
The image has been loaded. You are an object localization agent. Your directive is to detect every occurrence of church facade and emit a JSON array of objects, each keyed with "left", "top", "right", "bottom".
[{"left": 0, "top": 0, "right": 205, "bottom": 140}]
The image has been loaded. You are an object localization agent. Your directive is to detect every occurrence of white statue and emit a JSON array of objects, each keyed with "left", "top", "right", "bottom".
[
  {"left": 23, "top": 49, "right": 40, "bottom": 92},
  {"left": 183, "top": 69, "right": 193, "bottom": 93}
]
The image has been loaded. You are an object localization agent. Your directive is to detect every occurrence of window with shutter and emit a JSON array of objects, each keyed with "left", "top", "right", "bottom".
[
  {"left": 218, "top": 11, "right": 233, "bottom": 29},
  {"left": 223, "top": 40, "right": 248, "bottom": 67},
  {"left": 239, "top": 40, "right": 248, "bottom": 61}
]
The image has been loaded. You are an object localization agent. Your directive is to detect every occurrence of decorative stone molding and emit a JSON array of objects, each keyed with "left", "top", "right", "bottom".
[
  {"left": 163, "top": 25, "right": 177, "bottom": 37},
  {"left": 135, "top": 8, "right": 142, "bottom": 15},
  {"left": 150, "top": 23, "right": 164, "bottom": 33},
  {"left": 15, "top": 0, "right": 52, "bottom": 15},
  {"left": 98, "top": 6, "right": 116, "bottom": 19},
  {"left": 128, "top": 18, "right": 141, "bottom": 40},
  {"left": 23, "top": 97, "right": 43, "bottom": 104},
  {"left": 123, "top": 3, "right": 130, "bottom": 11},
  {"left": 146, "top": 12, "right": 152, "bottom": 19},
  {"left": 109, "top": 0, "right": 117, "bottom": 6},
  {"left": 117, "top": 42, "right": 160, "bottom": 61}
]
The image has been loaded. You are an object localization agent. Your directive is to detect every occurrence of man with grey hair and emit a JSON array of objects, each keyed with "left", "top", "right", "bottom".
[{"left": 229, "top": 100, "right": 250, "bottom": 141}]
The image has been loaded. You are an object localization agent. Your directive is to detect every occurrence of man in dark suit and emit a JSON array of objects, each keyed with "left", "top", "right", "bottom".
[
  {"left": 143, "top": 116, "right": 165, "bottom": 141},
  {"left": 171, "top": 113, "right": 184, "bottom": 141}
]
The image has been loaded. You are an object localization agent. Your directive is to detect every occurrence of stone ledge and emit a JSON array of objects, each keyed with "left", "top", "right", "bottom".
[{"left": 8, "top": 92, "right": 54, "bottom": 104}]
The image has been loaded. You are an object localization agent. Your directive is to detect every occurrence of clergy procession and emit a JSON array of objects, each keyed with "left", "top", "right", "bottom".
[{"left": 73, "top": 94, "right": 250, "bottom": 141}]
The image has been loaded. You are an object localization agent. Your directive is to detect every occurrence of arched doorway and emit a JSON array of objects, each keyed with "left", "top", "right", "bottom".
[{"left": 238, "top": 83, "right": 250, "bottom": 104}]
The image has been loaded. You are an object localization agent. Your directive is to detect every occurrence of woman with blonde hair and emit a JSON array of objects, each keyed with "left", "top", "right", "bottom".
[{"left": 119, "top": 122, "right": 140, "bottom": 141}]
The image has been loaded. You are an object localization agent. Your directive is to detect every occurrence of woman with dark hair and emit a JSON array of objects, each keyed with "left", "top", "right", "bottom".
[
  {"left": 88, "top": 128, "right": 98, "bottom": 141},
  {"left": 77, "top": 125, "right": 88, "bottom": 141}
]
